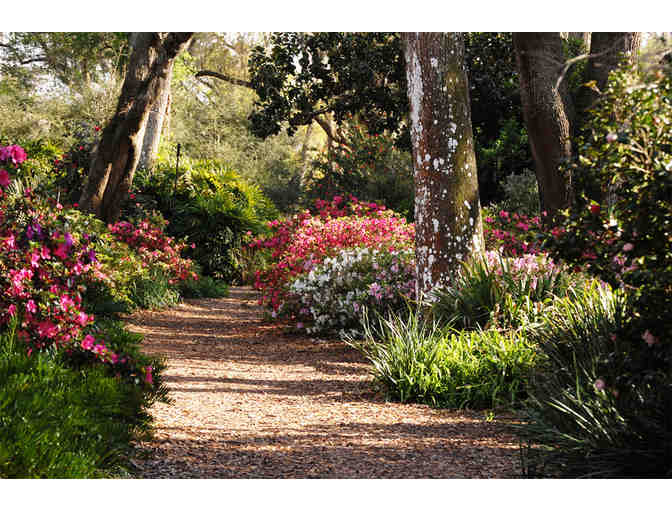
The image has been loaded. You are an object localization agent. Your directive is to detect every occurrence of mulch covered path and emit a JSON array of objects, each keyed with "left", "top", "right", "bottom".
[{"left": 126, "top": 286, "right": 522, "bottom": 478}]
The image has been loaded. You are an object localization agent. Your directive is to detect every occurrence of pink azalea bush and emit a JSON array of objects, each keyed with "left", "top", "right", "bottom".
[
  {"left": 482, "top": 208, "right": 547, "bottom": 256},
  {"left": 250, "top": 195, "right": 414, "bottom": 311},
  {"left": 109, "top": 218, "right": 198, "bottom": 285},
  {"left": 0, "top": 145, "right": 165, "bottom": 385}
]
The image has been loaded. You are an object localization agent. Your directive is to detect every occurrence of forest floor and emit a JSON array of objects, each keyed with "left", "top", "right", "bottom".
[{"left": 127, "top": 286, "right": 522, "bottom": 478}]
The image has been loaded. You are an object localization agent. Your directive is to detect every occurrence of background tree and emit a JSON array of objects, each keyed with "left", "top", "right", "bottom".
[
  {"left": 403, "top": 32, "right": 483, "bottom": 297},
  {"left": 79, "top": 32, "right": 193, "bottom": 222},
  {"left": 513, "top": 32, "right": 642, "bottom": 218}
]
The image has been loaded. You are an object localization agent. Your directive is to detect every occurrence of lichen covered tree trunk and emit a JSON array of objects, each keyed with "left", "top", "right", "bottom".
[
  {"left": 79, "top": 32, "right": 192, "bottom": 223},
  {"left": 513, "top": 32, "right": 574, "bottom": 219},
  {"left": 403, "top": 32, "right": 483, "bottom": 299}
]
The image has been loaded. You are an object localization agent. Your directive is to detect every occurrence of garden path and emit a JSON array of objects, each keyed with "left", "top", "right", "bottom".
[{"left": 127, "top": 286, "right": 521, "bottom": 478}]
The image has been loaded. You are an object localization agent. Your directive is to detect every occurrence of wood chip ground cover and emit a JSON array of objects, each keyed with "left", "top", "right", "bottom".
[{"left": 127, "top": 287, "right": 522, "bottom": 478}]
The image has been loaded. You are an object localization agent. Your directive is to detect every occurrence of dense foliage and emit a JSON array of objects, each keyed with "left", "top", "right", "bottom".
[
  {"left": 132, "top": 159, "right": 276, "bottom": 282},
  {"left": 0, "top": 145, "right": 217, "bottom": 477},
  {"left": 526, "top": 65, "right": 672, "bottom": 476},
  {"left": 249, "top": 196, "right": 414, "bottom": 314}
]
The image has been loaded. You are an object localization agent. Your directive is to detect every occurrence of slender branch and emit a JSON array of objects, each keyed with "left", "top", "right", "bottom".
[{"left": 195, "top": 69, "right": 252, "bottom": 88}]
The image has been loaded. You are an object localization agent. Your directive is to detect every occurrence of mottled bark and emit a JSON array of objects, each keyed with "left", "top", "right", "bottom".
[
  {"left": 403, "top": 32, "right": 483, "bottom": 299},
  {"left": 513, "top": 33, "right": 574, "bottom": 218},
  {"left": 79, "top": 32, "right": 192, "bottom": 223}
]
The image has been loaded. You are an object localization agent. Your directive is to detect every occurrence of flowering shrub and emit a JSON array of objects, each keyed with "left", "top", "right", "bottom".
[
  {"left": 109, "top": 218, "right": 197, "bottom": 285},
  {"left": 482, "top": 208, "right": 547, "bottom": 256},
  {"left": 250, "top": 195, "right": 414, "bottom": 311},
  {"left": 430, "top": 250, "right": 582, "bottom": 331},
  {"left": 0, "top": 146, "right": 156, "bottom": 386},
  {"left": 524, "top": 65, "right": 672, "bottom": 477},
  {"left": 283, "top": 246, "right": 416, "bottom": 337},
  {"left": 544, "top": 65, "right": 672, "bottom": 385}
]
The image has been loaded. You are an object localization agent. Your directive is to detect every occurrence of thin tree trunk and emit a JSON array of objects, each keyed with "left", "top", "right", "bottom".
[
  {"left": 513, "top": 32, "right": 574, "bottom": 219},
  {"left": 138, "top": 65, "right": 173, "bottom": 172},
  {"left": 403, "top": 32, "right": 483, "bottom": 299},
  {"left": 79, "top": 32, "right": 192, "bottom": 223}
]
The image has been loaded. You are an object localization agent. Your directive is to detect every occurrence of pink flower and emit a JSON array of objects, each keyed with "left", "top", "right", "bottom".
[
  {"left": 0, "top": 169, "right": 10, "bottom": 188},
  {"left": 594, "top": 378, "right": 606, "bottom": 391},
  {"left": 145, "top": 366, "right": 153, "bottom": 385},
  {"left": 26, "top": 300, "right": 37, "bottom": 314},
  {"left": 642, "top": 330, "right": 658, "bottom": 346},
  {"left": 7, "top": 304, "right": 17, "bottom": 317},
  {"left": 81, "top": 334, "right": 95, "bottom": 350},
  {"left": 0, "top": 144, "right": 27, "bottom": 165},
  {"left": 623, "top": 242, "right": 634, "bottom": 252},
  {"left": 37, "top": 320, "right": 58, "bottom": 339},
  {"left": 76, "top": 311, "right": 90, "bottom": 327},
  {"left": 606, "top": 132, "right": 618, "bottom": 143}
]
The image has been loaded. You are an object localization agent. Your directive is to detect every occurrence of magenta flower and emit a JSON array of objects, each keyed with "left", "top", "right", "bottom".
[
  {"left": 642, "top": 330, "right": 658, "bottom": 346},
  {"left": 81, "top": 334, "right": 95, "bottom": 350},
  {"left": 0, "top": 144, "right": 27, "bottom": 165},
  {"left": 145, "top": 366, "right": 153, "bottom": 385},
  {"left": 0, "top": 169, "right": 10, "bottom": 188},
  {"left": 594, "top": 378, "right": 606, "bottom": 391},
  {"left": 623, "top": 242, "right": 634, "bottom": 252}
]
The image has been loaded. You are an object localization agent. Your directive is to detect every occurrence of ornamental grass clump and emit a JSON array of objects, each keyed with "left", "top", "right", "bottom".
[
  {"left": 284, "top": 246, "right": 416, "bottom": 337},
  {"left": 345, "top": 309, "right": 537, "bottom": 409},
  {"left": 430, "top": 250, "right": 580, "bottom": 331}
]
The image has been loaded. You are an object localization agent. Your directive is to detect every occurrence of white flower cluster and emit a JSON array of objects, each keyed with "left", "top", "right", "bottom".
[{"left": 286, "top": 246, "right": 416, "bottom": 337}]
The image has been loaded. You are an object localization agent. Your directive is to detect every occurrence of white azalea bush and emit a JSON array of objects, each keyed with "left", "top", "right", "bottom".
[{"left": 283, "top": 246, "right": 416, "bottom": 337}]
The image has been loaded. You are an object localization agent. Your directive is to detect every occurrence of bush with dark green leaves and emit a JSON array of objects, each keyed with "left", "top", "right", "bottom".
[
  {"left": 545, "top": 64, "right": 672, "bottom": 396},
  {"left": 0, "top": 319, "right": 169, "bottom": 478},
  {"left": 518, "top": 285, "right": 672, "bottom": 478},
  {"left": 305, "top": 119, "right": 414, "bottom": 220}
]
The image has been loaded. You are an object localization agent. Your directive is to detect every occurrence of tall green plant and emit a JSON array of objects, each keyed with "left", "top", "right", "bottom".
[{"left": 518, "top": 284, "right": 672, "bottom": 478}]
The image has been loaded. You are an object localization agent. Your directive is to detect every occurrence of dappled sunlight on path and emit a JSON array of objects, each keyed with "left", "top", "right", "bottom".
[{"left": 127, "top": 287, "right": 520, "bottom": 478}]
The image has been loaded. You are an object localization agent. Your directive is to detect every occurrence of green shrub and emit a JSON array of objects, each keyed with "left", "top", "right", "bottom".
[
  {"left": 545, "top": 64, "right": 672, "bottom": 404},
  {"left": 132, "top": 159, "right": 276, "bottom": 282},
  {"left": 127, "top": 268, "right": 180, "bottom": 311},
  {"left": 178, "top": 272, "right": 229, "bottom": 299},
  {"left": 345, "top": 309, "right": 537, "bottom": 409},
  {"left": 498, "top": 169, "right": 540, "bottom": 217},
  {"left": 518, "top": 284, "right": 672, "bottom": 478},
  {"left": 0, "top": 322, "right": 165, "bottom": 478}
]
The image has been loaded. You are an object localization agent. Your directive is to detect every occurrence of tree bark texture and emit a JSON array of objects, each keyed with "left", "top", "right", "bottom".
[
  {"left": 79, "top": 32, "right": 192, "bottom": 223},
  {"left": 403, "top": 32, "right": 483, "bottom": 299},
  {"left": 513, "top": 32, "right": 574, "bottom": 218}
]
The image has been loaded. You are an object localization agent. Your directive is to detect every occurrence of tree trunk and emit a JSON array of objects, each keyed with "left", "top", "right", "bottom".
[
  {"left": 79, "top": 32, "right": 192, "bottom": 223},
  {"left": 137, "top": 67, "right": 172, "bottom": 173},
  {"left": 403, "top": 32, "right": 483, "bottom": 299},
  {"left": 579, "top": 32, "right": 641, "bottom": 112},
  {"left": 513, "top": 32, "right": 574, "bottom": 218}
]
